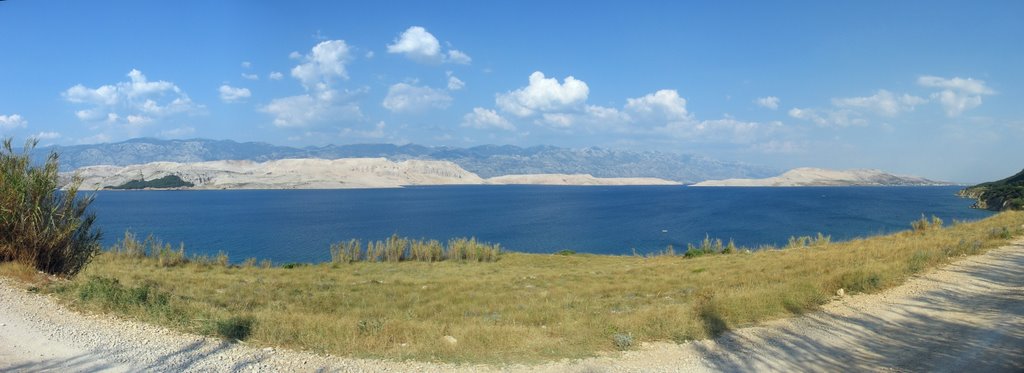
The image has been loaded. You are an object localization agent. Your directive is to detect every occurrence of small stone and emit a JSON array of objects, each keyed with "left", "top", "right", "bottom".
[
  {"left": 836, "top": 288, "right": 845, "bottom": 297},
  {"left": 263, "top": 347, "right": 274, "bottom": 353},
  {"left": 442, "top": 335, "right": 458, "bottom": 345}
]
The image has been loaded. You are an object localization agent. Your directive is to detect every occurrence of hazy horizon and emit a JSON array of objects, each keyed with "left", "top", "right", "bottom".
[{"left": 1, "top": 1, "right": 1022, "bottom": 183}]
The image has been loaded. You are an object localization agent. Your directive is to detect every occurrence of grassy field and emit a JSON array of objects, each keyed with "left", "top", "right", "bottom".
[{"left": 3, "top": 211, "right": 1022, "bottom": 364}]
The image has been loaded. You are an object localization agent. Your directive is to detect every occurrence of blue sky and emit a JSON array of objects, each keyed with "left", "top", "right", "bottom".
[{"left": 0, "top": 1, "right": 1021, "bottom": 182}]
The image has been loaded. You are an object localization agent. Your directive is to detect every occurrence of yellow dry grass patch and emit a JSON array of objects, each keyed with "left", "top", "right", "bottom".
[{"left": 23, "top": 211, "right": 1024, "bottom": 364}]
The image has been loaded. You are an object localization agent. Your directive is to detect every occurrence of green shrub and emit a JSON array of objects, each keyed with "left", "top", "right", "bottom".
[
  {"left": 77, "top": 276, "right": 170, "bottom": 314},
  {"left": 209, "top": 316, "right": 254, "bottom": 341},
  {"left": 0, "top": 138, "right": 101, "bottom": 276}
]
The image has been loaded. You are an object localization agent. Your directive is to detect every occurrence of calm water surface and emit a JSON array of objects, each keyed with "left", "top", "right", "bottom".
[{"left": 88, "top": 185, "right": 991, "bottom": 263}]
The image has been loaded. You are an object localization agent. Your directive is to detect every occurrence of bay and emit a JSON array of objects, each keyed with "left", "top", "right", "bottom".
[{"left": 87, "top": 185, "right": 991, "bottom": 264}]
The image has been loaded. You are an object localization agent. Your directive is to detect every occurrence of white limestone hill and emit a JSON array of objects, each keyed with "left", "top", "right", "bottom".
[{"left": 691, "top": 167, "right": 949, "bottom": 187}]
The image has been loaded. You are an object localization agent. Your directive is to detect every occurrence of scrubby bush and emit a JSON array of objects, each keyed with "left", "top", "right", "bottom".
[
  {"left": 911, "top": 214, "right": 944, "bottom": 232},
  {"left": 0, "top": 138, "right": 101, "bottom": 276}
]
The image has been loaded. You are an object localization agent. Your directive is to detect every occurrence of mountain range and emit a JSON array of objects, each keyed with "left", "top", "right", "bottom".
[{"left": 32, "top": 138, "right": 777, "bottom": 183}]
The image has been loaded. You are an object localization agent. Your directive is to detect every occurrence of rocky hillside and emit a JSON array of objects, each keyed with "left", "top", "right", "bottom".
[
  {"left": 691, "top": 167, "right": 949, "bottom": 187},
  {"left": 958, "top": 169, "right": 1024, "bottom": 211},
  {"left": 70, "top": 159, "right": 680, "bottom": 190},
  {"left": 33, "top": 138, "right": 775, "bottom": 183}
]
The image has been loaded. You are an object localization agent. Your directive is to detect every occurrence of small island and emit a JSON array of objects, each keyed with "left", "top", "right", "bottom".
[
  {"left": 959, "top": 169, "right": 1024, "bottom": 211},
  {"left": 105, "top": 175, "right": 195, "bottom": 190}
]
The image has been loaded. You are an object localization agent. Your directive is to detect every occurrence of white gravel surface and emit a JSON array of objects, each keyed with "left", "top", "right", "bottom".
[{"left": 2, "top": 239, "right": 1022, "bottom": 372}]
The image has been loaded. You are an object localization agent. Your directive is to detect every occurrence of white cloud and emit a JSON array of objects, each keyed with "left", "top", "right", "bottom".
[
  {"left": 288, "top": 51, "right": 302, "bottom": 60},
  {"left": 918, "top": 76, "right": 994, "bottom": 95},
  {"left": 382, "top": 83, "right": 452, "bottom": 112},
  {"left": 291, "top": 40, "right": 352, "bottom": 89},
  {"left": 754, "top": 96, "right": 780, "bottom": 110},
  {"left": 462, "top": 107, "right": 515, "bottom": 131},
  {"left": 0, "top": 114, "right": 27, "bottom": 130},
  {"left": 34, "top": 131, "right": 61, "bottom": 140},
  {"left": 62, "top": 69, "right": 199, "bottom": 125},
  {"left": 268, "top": 72, "right": 284, "bottom": 80},
  {"left": 219, "top": 85, "right": 252, "bottom": 103},
  {"left": 264, "top": 41, "right": 364, "bottom": 127},
  {"left": 653, "top": 113, "right": 782, "bottom": 144},
  {"left": 387, "top": 26, "right": 471, "bottom": 64},
  {"left": 387, "top": 26, "right": 442, "bottom": 63},
  {"left": 832, "top": 89, "right": 926, "bottom": 116},
  {"left": 625, "top": 89, "right": 689, "bottom": 120},
  {"left": 788, "top": 107, "right": 864, "bottom": 127},
  {"left": 365, "top": 51, "right": 375, "bottom": 59},
  {"left": 917, "top": 76, "right": 995, "bottom": 117},
  {"left": 540, "top": 113, "right": 575, "bottom": 128},
  {"left": 158, "top": 126, "right": 195, "bottom": 138},
  {"left": 496, "top": 71, "right": 589, "bottom": 117},
  {"left": 447, "top": 50, "right": 471, "bottom": 65},
  {"left": 262, "top": 89, "right": 362, "bottom": 127},
  {"left": 126, "top": 115, "right": 152, "bottom": 125},
  {"left": 241, "top": 73, "right": 259, "bottom": 80},
  {"left": 241, "top": 61, "right": 252, "bottom": 68},
  {"left": 447, "top": 74, "right": 465, "bottom": 91}
]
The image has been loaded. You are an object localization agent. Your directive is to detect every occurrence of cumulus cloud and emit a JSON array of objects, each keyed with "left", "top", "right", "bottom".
[
  {"left": 291, "top": 40, "right": 352, "bottom": 89},
  {"left": 659, "top": 118, "right": 782, "bottom": 144},
  {"left": 241, "top": 73, "right": 259, "bottom": 80},
  {"left": 382, "top": 83, "right": 452, "bottom": 112},
  {"left": 262, "top": 89, "right": 362, "bottom": 127},
  {"left": 268, "top": 72, "right": 284, "bottom": 80},
  {"left": 34, "top": 131, "right": 61, "bottom": 140},
  {"left": 241, "top": 61, "right": 252, "bottom": 68},
  {"left": 264, "top": 40, "right": 362, "bottom": 127},
  {"left": 63, "top": 69, "right": 200, "bottom": 125},
  {"left": 788, "top": 107, "right": 864, "bottom": 127},
  {"left": 496, "top": 71, "right": 589, "bottom": 117},
  {"left": 447, "top": 50, "right": 471, "bottom": 65},
  {"left": 219, "top": 85, "right": 252, "bottom": 103},
  {"left": 917, "top": 75, "right": 995, "bottom": 116},
  {"left": 0, "top": 114, "right": 27, "bottom": 130},
  {"left": 832, "top": 89, "right": 926, "bottom": 116},
  {"left": 754, "top": 96, "right": 780, "bottom": 110},
  {"left": 447, "top": 73, "right": 465, "bottom": 91},
  {"left": 462, "top": 107, "right": 515, "bottom": 131},
  {"left": 387, "top": 26, "right": 471, "bottom": 64},
  {"left": 625, "top": 89, "right": 689, "bottom": 120}
]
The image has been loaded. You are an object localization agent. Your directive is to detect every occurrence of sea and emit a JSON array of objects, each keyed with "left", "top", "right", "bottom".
[{"left": 87, "top": 185, "right": 992, "bottom": 264}]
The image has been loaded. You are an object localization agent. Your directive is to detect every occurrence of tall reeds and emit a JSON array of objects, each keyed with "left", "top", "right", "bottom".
[{"left": 330, "top": 234, "right": 501, "bottom": 263}]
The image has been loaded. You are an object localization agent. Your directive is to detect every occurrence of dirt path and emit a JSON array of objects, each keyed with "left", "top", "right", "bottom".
[{"left": 2, "top": 239, "right": 1022, "bottom": 372}]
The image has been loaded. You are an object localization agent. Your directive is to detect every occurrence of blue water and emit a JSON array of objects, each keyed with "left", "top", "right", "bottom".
[{"left": 87, "top": 186, "right": 991, "bottom": 264}]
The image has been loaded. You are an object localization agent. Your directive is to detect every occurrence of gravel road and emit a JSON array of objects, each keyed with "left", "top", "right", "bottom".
[{"left": 2, "top": 239, "right": 1022, "bottom": 372}]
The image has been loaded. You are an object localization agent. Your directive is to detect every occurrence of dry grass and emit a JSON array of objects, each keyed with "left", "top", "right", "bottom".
[{"left": 21, "top": 211, "right": 1024, "bottom": 364}]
